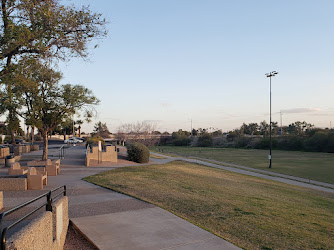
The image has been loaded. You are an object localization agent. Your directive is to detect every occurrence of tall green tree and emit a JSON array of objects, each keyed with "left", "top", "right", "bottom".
[
  {"left": 0, "top": 0, "right": 106, "bottom": 143},
  {"left": 15, "top": 58, "right": 99, "bottom": 160},
  {"left": 93, "top": 121, "right": 110, "bottom": 138}
]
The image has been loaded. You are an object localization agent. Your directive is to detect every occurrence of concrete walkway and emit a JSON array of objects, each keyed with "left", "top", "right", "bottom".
[
  {"left": 149, "top": 152, "right": 334, "bottom": 194},
  {"left": 2, "top": 146, "right": 239, "bottom": 250},
  {"left": 3, "top": 145, "right": 332, "bottom": 249}
]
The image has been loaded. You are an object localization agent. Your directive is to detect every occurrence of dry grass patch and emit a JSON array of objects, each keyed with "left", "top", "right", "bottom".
[
  {"left": 149, "top": 154, "right": 167, "bottom": 159},
  {"left": 84, "top": 161, "right": 334, "bottom": 250}
]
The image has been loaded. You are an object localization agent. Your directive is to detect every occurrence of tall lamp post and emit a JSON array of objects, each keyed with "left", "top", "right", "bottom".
[{"left": 265, "top": 71, "right": 278, "bottom": 168}]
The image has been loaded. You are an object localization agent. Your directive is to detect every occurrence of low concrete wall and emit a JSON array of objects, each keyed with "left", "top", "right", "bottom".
[
  {"left": 7, "top": 211, "right": 53, "bottom": 250},
  {"left": 13, "top": 146, "right": 23, "bottom": 156},
  {"left": 0, "top": 147, "right": 10, "bottom": 159},
  {"left": 0, "top": 177, "right": 27, "bottom": 191},
  {"left": 27, "top": 159, "right": 51, "bottom": 167},
  {"left": 52, "top": 196, "right": 69, "bottom": 250},
  {"left": 31, "top": 145, "right": 40, "bottom": 151},
  {"left": 86, "top": 145, "right": 118, "bottom": 166},
  {"left": 0, "top": 191, "right": 3, "bottom": 210},
  {"left": 6, "top": 196, "right": 69, "bottom": 250},
  {"left": 22, "top": 145, "right": 31, "bottom": 153}
]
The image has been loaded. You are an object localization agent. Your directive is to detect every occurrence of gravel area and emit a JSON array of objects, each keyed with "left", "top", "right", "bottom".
[{"left": 64, "top": 224, "right": 98, "bottom": 250}]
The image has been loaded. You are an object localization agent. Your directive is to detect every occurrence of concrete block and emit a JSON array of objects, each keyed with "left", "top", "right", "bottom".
[
  {"left": 52, "top": 196, "right": 69, "bottom": 250},
  {"left": 0, "top": 177, "right": 27, "bottom": 191},
  {"left": 7, "top": 212, "right": 53, "bottom": 250},
  {"left": 0, "top": 191, "right": 3, "bottom": 210}
]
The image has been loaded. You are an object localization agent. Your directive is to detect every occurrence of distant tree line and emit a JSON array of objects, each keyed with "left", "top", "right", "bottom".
[{"left": 157, "top": 121, "right": 334, "bottom": 153}]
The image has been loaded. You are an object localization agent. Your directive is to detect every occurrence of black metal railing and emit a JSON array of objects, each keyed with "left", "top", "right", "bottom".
[
  {"left": 59, "top": 145, "right": 65, "bottom": 159},
  {"left": 0, "top": 185, "right": 66, "bottom": 250}
]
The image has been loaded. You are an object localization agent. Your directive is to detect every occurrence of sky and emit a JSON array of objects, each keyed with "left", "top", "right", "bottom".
[{"left": 57, "top": 0, "right": 334, "bottom": 133}]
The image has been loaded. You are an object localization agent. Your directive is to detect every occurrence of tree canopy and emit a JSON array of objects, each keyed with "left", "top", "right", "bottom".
[
  {"left": 0, "top": 0, "right": 107, "bottom": 64},
  {"left": 0, "top": 0, "right": 106, "bottom": 142},
  {"left": 15, "top": 57, "right": 99, "bottom": 159}
]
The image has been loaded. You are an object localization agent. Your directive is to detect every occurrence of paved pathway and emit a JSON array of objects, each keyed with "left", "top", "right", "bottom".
[
  {"left": 2, "top": 146, "right": 240, "bottom": 250},
  {"left": 3, "top": 145, "right": 333, "bottom": 249}
]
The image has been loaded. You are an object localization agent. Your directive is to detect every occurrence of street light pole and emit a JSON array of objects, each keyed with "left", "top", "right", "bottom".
[{"left": 265, "top": 71, "right": 278, "bottom": 168}]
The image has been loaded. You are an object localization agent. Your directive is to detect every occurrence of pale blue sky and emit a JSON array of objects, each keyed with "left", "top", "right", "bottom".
[{"left": 59, "top": 0, "right": 334, "bottom": 133}]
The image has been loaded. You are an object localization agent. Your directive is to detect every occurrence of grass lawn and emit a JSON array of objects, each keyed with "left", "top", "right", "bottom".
[
  {"left": 149, "top": 154, "right": 167, "bottom": 159},
  {"left": 150, "top": 146, "right": 334, "bottom": 184},
  {"left": 84, "top": 161, "right": 334, "bottom": 250}
]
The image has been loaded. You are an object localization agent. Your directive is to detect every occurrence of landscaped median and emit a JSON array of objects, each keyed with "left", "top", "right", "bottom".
[{"left": 84, "top": 160, "right": 334, "bottom": 249}]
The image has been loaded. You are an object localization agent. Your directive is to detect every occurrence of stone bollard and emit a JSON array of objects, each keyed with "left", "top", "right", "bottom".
[{"left": 31, "top": 145, "right": 39, "bottom": 151}]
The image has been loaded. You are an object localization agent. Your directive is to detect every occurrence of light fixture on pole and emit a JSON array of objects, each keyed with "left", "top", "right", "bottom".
[{"left": 265, "top": 71, "right": 278, "bottom": 168}]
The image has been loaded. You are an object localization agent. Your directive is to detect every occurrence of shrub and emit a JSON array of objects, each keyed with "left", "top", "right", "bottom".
[
  {"left": 158, "top": 136, "right": 172, "bottom": 146},
  {"left": 127, "top": 142, "right": 150, "bottom": 163},
  {"left": 212, "top": 137, "right": 226, "bottom": 147},
  {"left": 304, "top": 131, "right": 328, "bottom": 152},
  {"left": 277, "top": 136, "right": 304, "bottom": 151},
  {"left": 254, "top": 137, "right": 277, "bottom": 149},
  {"left": 86, "top": 136, "right": 105, "bottom": 148},
  {"left": 197, "top": 133, "right": 213, "bottom": 147},
  {"left": 327, "top": 133, "right": 334, "bottom": 153},
  {"left": 172, "top": 135, "right": 191, "bottom": 146},
  {"left": 235, "top": 136, "right": 252, "bottom": 148},
  {"left": 226, "top": 132, "right": 238, "bottom": 142}
]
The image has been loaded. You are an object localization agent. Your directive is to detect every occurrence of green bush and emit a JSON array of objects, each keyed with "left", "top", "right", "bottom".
[
  {"left": 277, "top": 136, "right": 304, "bottom": 151},
  {"left": 327, "top": 133, "right": 334, "bottom": 153},
  {"left": 86, "top": 136, "right": 105, "bottom": 148},
  {"left": 254, "top": 137, "right": 278, "bottom": 149},
  {"left": 127, "top": 142, "right": 150, "bottom": 163},
  {"left": 235, "top": 136, "right": 252, "bottom": 148},
  {"left": 197, "top": 133, "right": 213, "bottom": 147},
  {"left": 158, "top": 136, "right": 172, "bottom": 146},
  {"left": 304, "top": 131, "right": 328, "bottom": 152},
  {"left": 172, "top": 135, "right": 191, "bottom": 146}
]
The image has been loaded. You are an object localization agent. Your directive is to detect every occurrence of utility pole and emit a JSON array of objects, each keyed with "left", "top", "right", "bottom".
[{"left": 265, "top": 71, "right": 278, "bottom": 169}]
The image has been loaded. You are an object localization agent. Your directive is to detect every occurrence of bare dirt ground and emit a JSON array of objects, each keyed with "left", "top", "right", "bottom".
[{"left": 64, "top": 224, "right": 98, "bottom": 250}]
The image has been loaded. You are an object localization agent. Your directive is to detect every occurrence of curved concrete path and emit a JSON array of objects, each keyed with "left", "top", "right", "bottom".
[
  {"left": 2, "top": 146, "right": 239, "bottom": 250},
  {"left": 3, "top": 145, "right": 332, "bottom": 249}
]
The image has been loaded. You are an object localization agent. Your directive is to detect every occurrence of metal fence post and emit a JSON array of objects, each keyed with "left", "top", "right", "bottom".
[
  {"left": 46, "top": 191, "right": 52, "bottom": 212},
  {"left": 1, "top": 227, "right": 8, "bottom": 250}
]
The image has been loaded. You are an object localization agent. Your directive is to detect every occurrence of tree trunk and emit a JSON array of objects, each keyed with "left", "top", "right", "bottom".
[
  {"left": 31, "top": 126, "right": 35, "bottom": 145},
  {"left": 11, "top": 130, "right": 16, "bottom": 145},
  {"left": 26, "top": 126, "right": 29, "bottom": 141},
  {"left": 42, "top": 130, "right": 48, "bottom": 161}
]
